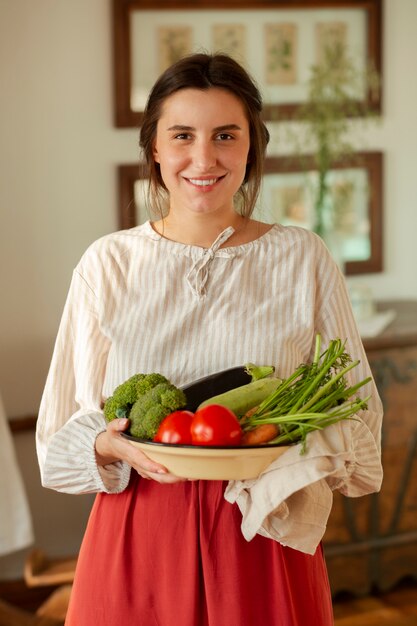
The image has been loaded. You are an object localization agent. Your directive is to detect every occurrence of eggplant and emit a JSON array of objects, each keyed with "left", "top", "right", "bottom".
[{"left": 182, "top": 366, "right": 252, "bottom": 412}]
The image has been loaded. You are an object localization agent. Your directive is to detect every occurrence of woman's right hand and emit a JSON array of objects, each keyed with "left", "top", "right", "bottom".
[{"left": 95, "top": 418, "right": 187, "bottom": 483}]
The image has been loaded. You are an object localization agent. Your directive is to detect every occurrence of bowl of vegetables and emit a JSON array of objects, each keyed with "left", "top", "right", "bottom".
[{"left": 105, "top": 335, "right": 371, "bottom": 480}]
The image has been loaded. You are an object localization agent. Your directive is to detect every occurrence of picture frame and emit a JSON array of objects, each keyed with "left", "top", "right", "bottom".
[
  {"left": 117, "top": 151, "right": 383, "bottom": 276},
  {"left": 112, "top": 0, "right": 382, "bottom": 128}
]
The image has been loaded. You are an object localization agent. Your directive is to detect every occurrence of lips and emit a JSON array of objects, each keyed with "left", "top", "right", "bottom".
[{"left": 186, "top": 175, "right": 225, "bottom": 188}]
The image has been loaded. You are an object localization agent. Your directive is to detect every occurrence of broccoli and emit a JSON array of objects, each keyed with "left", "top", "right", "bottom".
[
  {"left": 103, "top": 372, "right": 184, "bottom": 429},
  {"left": 136, "top": 372, "right": 169, "bottom": 396},
  {"left": 103, "top": 373, "right": 145, "bottom": 421},
  {"left": 129, "top": 383, "right": 187, "bottom": 440}
]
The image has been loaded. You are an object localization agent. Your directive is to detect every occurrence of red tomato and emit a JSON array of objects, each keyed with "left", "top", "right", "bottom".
[
  {"left": 190, "top": 404, "right": 242, "bottom": 446},
  {"left": 154, "top": 411, "right": 194, "bottom": 444}
]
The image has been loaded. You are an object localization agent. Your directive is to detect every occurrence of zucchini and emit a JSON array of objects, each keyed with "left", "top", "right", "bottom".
[{"left": 197, "top": 377, "right": 281, "bottom": 417}]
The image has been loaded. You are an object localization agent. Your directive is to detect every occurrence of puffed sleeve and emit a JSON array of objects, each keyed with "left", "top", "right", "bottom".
[
  {"left": 36, "top": 265, "right": 131, "bottom": 495},
  {"left": 225, "top": 244, "right": 383, "bottom": 554}
]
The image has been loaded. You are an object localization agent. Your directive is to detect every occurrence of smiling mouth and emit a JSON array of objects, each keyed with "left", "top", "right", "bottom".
[{"left": 187, "top": 176, "right": 225, "bottom": 187}]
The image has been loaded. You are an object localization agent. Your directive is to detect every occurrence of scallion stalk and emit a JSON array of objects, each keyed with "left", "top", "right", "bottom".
[{"left": 243, "top": 335, "right": 371, "bottom": 453}]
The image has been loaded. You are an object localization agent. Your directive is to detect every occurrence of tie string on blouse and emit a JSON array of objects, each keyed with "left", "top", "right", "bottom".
[{"left": 186, "top": 226, "right": 235, "bottom": 297}]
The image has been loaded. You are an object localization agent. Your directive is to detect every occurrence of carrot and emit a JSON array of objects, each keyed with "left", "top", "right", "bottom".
[
  {"left": 241, "top": 423, "right": 279, "bottom": 446},
  {"left": 241, "top": 405, "right": 259, "bottom": 420}
]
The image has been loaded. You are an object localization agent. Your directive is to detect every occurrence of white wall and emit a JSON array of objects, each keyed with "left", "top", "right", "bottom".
[{"left": 0, "top": 0, "right": 416, "bottom": 579}]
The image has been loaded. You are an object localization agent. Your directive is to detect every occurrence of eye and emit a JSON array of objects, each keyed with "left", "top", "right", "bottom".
[
  {"left": 174, "top": 132, "right": 192, "bottom": 140},
  {"left": 216, "top": 132, "right": 234, "bottom": 141}
]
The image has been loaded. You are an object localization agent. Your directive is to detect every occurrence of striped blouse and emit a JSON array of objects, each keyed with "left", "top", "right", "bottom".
[{"left": 36, "top": 221, "right": 383, "bottom": 554}]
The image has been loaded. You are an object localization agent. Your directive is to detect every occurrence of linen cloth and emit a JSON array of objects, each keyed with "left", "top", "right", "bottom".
[{"left": 36, "top": 221, "right": 383, "bottom": 555}]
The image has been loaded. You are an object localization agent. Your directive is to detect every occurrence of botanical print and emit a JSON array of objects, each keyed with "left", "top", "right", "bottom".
[
  {"left": 158, "top": 26, "right": 192, "bottom": 73},
  {"left": 315, "top": 22, "right": 348, "bottom": 66},
  {"left": 271, "top": 184, "right": 309, "bottom": 226},
  {"left": 330, "top": 179, "right": 367, "bottom": 236},
  {"left": 212, "top": 24, "right": 246, "bottom": 61},
  {"left": 331, "top": 179, "right": 354, "bottom": 232},
  {"left": 265, "top": 23, "right": 297, "bottom": 85}
]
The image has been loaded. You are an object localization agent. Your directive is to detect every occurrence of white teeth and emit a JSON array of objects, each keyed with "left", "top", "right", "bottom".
[{"left": 188, "top": 178, "right": 218, "bottom": 186}]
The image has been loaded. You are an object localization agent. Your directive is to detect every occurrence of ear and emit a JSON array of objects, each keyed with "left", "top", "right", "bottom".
[{"left": 152, "top": 142, "right": 160, "bottom": 164}]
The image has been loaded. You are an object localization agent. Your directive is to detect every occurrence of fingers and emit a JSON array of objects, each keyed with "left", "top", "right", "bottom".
[
  {"left": 141, "top": 470, "right": 187, "bottom": 484},
  {"left": 102, "top": 418, "right": 187, "bottom": 483},
  {"left": 129, "top": 455, "right": 187, "bottom": 482},
  {"left": 127, "top": 448, "right": 187, "bottom": 483},
  {"left": 107, "top": 417, "right": 130, "bottom": 433}
]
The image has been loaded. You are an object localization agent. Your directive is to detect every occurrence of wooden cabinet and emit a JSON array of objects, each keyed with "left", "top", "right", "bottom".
[{"left": 323, "top": 300, "right": 417, "bottom": 596}]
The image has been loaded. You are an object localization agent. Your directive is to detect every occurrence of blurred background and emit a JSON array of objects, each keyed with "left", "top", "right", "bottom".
[{"left": 0, "top": 0, "right": 416, "bottom": 622}]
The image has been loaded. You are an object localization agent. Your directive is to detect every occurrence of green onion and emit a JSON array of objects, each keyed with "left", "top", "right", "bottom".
[{"left": 242, "top": 335, "right": 371, "bottom": 453}]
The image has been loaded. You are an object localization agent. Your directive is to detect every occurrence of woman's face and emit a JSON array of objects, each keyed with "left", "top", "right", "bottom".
[{"left": 152, "top": 87, "right": 251, "bottom": 218}]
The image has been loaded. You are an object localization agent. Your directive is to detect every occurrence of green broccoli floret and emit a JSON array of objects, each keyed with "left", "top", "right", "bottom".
[
  {"left": 103, "top": 373, "right": 145, "bottom": 422},
  {"left": 129, "top": 383, "right": 187, "bottom": 440},
  {"left": 104, "top": 373, "right": 183, "bottom": 427},
  {"left": 136, "top": 373, "right": 169, "bottom": 396}
]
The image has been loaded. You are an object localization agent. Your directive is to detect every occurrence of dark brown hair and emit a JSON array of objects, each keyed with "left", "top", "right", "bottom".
[{"left": 139, "top": 52, "right": 270, "bottom": 218}]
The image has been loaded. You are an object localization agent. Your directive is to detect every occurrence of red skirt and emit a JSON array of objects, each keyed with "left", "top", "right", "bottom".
[{"left": 65, "top": 474, "right": 333, "bottom": 625}]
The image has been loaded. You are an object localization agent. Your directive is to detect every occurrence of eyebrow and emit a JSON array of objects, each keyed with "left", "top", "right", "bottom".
[{"left": 166, "top": 124, "right": 243, "bottom": 132}]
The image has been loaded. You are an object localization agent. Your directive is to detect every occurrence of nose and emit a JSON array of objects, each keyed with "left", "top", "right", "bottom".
[{"left": 191, "top": 139, "right": 217, "bottom": 170}]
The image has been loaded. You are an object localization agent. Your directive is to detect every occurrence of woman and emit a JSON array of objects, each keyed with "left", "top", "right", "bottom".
[{"left": 36, "top": 53, "right": 383, "bottom": 625}]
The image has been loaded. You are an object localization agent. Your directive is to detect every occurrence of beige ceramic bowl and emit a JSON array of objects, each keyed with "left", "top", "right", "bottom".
[{"left": 123, "top": 435, "right": 289, "bottom": 480}]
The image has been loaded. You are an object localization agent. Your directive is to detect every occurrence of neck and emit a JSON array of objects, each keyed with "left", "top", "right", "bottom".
[{"left": 152, "top": 212, "right": 247, "bottom": 248}]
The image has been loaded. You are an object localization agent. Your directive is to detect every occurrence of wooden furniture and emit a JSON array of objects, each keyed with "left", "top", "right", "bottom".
[
  {"left": 21, "top": 550, "right": 76, "bottom": 624},
  {"left": 324, "top": 300, "right": 417, "bottom": 596},
  {"left": 0, "top": 599, "right": 63, "bottom": 626},
  {"left": 333, "top": 580, "right": 417, "bottom": 626},
  {"left": 24, "top": 550, "right": 76, "bottom": 589}
]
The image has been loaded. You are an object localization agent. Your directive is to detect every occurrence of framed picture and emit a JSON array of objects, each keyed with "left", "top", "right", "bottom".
[
  {"left": 260, "top": 152, "right": 383, "bottom": 275},
  {"left": 117, "top": 151, "right": 383, "bottom": 275},
  {"left": 112, "top": 0, "right": 382, "bottom": 127}
]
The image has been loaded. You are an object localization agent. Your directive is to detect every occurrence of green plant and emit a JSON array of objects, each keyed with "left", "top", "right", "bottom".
[{"left": 288, "top": 42, "right": 380, "bottom": 238}]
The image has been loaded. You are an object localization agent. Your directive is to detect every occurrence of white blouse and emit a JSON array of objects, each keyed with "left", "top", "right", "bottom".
[{"left": 36, "top": 221, "right": 383, "bottom": 554}]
